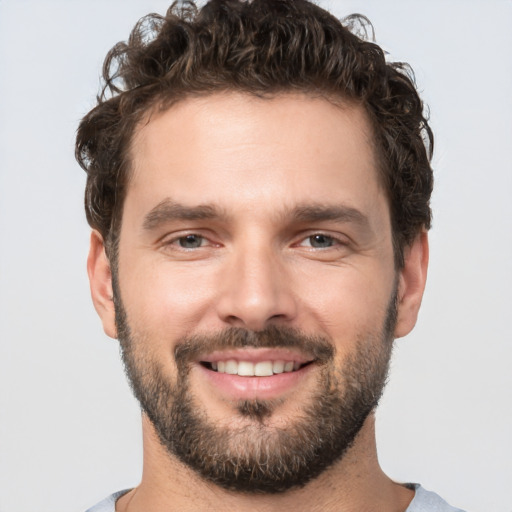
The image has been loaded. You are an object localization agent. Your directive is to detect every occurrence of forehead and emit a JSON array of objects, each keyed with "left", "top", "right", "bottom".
[{"left": 126, "top": 92, "right": 385, "bottom": 222}]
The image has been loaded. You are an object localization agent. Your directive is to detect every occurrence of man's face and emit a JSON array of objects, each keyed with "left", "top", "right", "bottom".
[{"left": 91, "top": 92, "right": 421, "bottom": 492}]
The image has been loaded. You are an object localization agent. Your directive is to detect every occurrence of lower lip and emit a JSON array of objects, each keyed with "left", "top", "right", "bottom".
[{"left": 196, "top": 363, "right": 315, "bottom": 400}]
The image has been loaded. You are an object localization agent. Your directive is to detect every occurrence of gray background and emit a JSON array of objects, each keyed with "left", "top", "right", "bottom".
[{"left": 0, "top": 1, "right": 511, "bottom": 511}]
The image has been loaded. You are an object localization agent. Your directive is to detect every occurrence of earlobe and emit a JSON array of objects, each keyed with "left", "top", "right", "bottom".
[
  {"left": 87, "top": 230, "right": 118, "bottom": 339},
  {"left": 394, "top": 231, "right": 429, "bottom": 339}
]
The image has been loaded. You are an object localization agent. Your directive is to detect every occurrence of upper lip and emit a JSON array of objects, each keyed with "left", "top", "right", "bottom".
[{"left": 199, "top": 348, "right": 314, "bottom": 364}]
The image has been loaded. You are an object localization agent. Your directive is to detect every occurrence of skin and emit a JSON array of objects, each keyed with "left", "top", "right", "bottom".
[{"left": 88, "top": 92, "right": 428, "bottom": 511}]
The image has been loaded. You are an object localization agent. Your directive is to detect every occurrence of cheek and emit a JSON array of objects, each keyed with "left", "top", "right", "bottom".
[
  {"left": 119, "top": 257, "right": 221, "bottom": 340},
  {"left": 293, "top": 262, "right": 395, "bottom": 342}
]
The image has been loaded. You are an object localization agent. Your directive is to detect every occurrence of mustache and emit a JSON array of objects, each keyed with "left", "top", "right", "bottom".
[{"left": 174, "top": 325, "right": 335, "bottom": 368}]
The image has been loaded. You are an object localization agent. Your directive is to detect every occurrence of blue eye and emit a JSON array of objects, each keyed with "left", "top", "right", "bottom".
[
  {"left": 178, "top": 234, "right": 204, "bottom": 248},
  {"left": 308, "top": 234, "right": 335, "bottom": 248}
]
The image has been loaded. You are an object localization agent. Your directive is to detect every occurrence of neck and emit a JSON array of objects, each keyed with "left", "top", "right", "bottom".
[{"left": 116, "top": 414, "right": 414, "bottom": 512}]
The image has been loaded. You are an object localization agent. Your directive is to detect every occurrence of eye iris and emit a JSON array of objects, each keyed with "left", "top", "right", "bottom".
[
  {"left": 179, "top": 235, "right": 203, "bottom": 248},
  {"left": 310, "top": 234, "right": 333, "bottom": 248}
]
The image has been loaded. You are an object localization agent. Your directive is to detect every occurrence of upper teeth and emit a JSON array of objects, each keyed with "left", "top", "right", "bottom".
[{"left": 211, "top": 360, "right": 301, "bottom": 376}]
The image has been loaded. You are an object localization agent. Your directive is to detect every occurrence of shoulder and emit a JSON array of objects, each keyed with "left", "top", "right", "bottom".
[
  {"left": 85, "top": 489, "right": 131, "bottom": 512},
  {"left": 406, "top": 484, "right": 467, "bottom": 512}
]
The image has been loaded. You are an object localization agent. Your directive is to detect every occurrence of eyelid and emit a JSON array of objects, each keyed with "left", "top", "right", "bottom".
[
  {"left": 174, "top": 234, "right": 206, "bottom": 249},
  {"left": 159, "top": 230, "right": 219, "bottom": 249},
  {"left": 294, "top": 231, "right": 350, "bottom": 248}
]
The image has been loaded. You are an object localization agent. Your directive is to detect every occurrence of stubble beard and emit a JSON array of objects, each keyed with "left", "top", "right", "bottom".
[{"left": 114, "top": 284, "right": 397, "bottom": 494}]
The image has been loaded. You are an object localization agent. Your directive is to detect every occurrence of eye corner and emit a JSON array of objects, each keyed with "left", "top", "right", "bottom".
[
  {"left": 295, "top": 233, "right": 344, "bottom": 249},
  {"left": 158, "top": 231, "right": 219, "bottom": 253}
]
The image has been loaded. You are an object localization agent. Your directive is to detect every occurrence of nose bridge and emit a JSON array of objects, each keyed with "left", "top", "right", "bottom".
[{"left": 216, "top": 236, "right": 296, "bottom": 330}]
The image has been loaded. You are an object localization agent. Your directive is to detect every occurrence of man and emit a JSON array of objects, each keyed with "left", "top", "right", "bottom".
[{"left": 76, "top": 1, "right": 465, "bottom": 510}]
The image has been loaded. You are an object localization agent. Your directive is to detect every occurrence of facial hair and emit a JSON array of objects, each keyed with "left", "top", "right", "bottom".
[{"left": 115, "top": 289, "right": 397, "bottom": 494}]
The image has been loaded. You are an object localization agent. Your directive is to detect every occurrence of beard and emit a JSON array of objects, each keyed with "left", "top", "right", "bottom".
[{"left": 114, "top": 287, "right": 397, "bottom": 494}]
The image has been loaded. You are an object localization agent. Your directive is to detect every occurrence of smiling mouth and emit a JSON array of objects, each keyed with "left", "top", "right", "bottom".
[{"left": 200, "top": 359, "right": 313, "bottom": 377}]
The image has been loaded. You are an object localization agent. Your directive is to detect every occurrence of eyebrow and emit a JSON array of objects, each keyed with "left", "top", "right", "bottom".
[
  {"left": 143, "top": 198, "right": 227, "bottom": 231},
  {"left": 289, "top": 204, "right": 370, "bottom": 228},
  {"left": 143, "top": 198, "right": 371, "bottom": 232}
]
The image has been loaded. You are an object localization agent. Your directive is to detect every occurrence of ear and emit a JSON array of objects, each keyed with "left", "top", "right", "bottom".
[
  {"left": 394, "top": 231, "right": 429, "bottom": 339},
  {"left": 87, "top": 230, "right": 117, "bottom": 339}
]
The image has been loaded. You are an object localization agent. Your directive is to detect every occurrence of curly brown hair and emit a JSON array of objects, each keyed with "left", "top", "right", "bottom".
[{"left": 76, "top": 0, "right": 433, "bottom": 268}]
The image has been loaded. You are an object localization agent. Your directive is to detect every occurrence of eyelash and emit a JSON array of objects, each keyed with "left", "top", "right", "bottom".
[
  {"left": 165, "top": 233, "right": 212, "bottom": 250},
  {"left": 296, "top": 233, "right": 345, "bottom": 249},
  {"left": 162, "top": 232, "right": 348, "bottom": 251}
]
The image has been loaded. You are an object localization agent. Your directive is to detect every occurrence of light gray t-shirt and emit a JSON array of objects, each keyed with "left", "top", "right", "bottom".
[
  {"left": 86, "top": 484, "right": 466, "bottom": 511},
  {"left": 407, "top": 484, "right": 466, "bottom": 512}
]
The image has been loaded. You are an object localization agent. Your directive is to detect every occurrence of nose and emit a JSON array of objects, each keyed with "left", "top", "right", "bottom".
[{"left": 215, "top": 243, "right": 298, "bottom": 331}]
